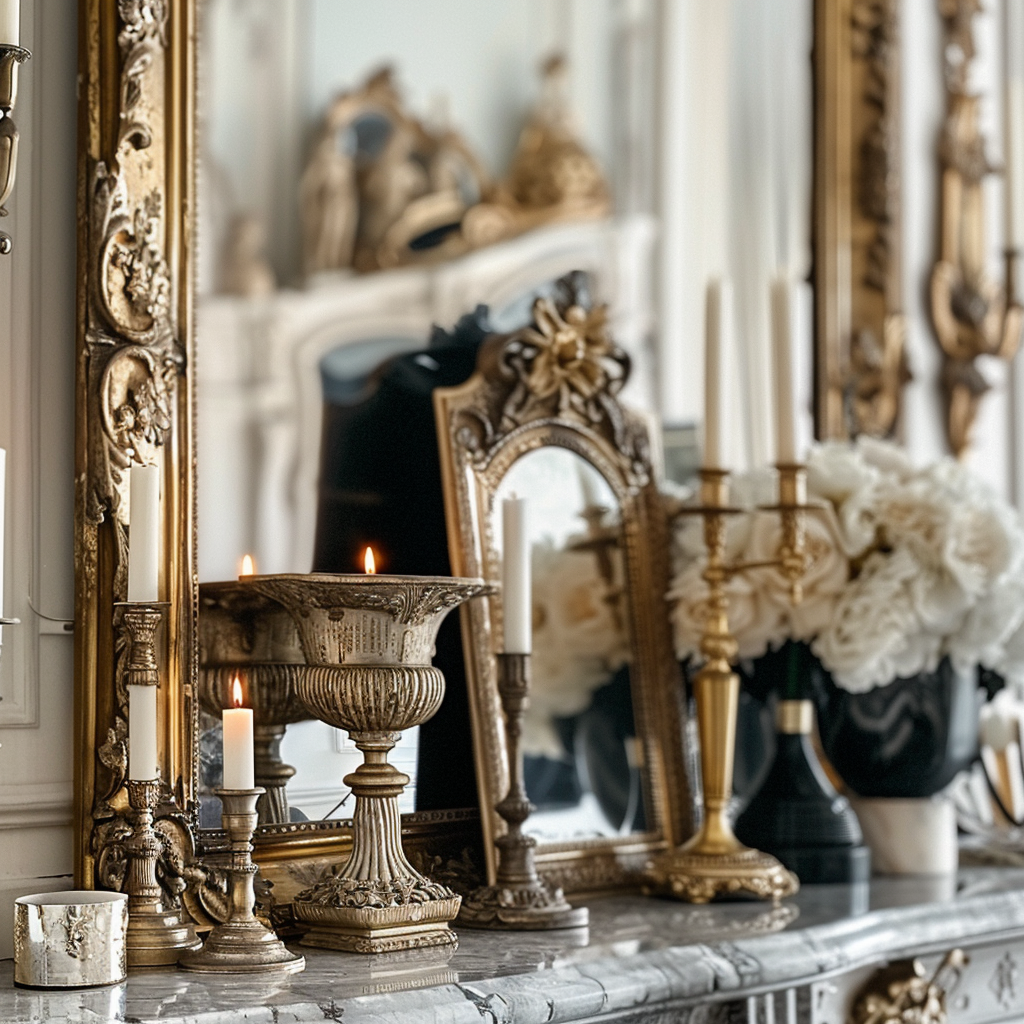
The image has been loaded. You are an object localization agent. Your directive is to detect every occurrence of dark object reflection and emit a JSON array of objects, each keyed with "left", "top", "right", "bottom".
[{"left": 311, "top": 308, "right": 491, "bottom": 811}]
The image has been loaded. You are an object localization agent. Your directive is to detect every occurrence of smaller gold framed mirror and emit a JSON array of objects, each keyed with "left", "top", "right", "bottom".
[{"left": 434, "top": 280, "right": 691, "bottom": 894}]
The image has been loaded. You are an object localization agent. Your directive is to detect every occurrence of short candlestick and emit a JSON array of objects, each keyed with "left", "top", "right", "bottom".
[{"left": 180, "top": 788, "right": 304, "bottom": 973}]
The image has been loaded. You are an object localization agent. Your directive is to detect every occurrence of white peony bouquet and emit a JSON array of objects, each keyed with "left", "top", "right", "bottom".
[
  {"left": 669, "top": 438, "right": 1024, "bottom": 693},
  {"left": 525, "top": 536, "right": 631, "bottom": 757}
]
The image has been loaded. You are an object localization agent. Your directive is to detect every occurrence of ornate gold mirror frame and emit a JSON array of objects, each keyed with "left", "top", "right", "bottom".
[
  {"left": 74, "top": 0, "right": 197, "bottom": 893},
  {"left": 434, "top": 293, "right": 692, "bottom": 894},
  {"left": 74, "top": 0, "right": 485, "bottom": 921},
  {"left": 814, "top": 0, "right": 908, "bottom": 441}
]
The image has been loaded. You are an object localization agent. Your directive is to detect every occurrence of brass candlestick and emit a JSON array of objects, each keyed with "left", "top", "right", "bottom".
[
  {"left": 0, "top": 43, "right": 31, "bottom": 254},
  {"left": 645, "top": 467, "right": 809, "bottom": 903},
  {"left": 117, "top": 602, "right": 202, "bottom": 965},
  {"left": 180, "top": 788, "right": 304, "bottom": 974},
  {"left": 458, "top": 653, "right": 588, "bottom": 930}
]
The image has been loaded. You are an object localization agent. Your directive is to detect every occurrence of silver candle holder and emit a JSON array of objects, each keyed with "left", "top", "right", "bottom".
[
  {"left": 248, "top": 573, "right": 489, "bottom": 954},
  {"left": 116, "top": 602, "right": 202, "bottom": 966},
  {"left": 458, "top": 652, "right": 588, "bottom": 930},
  {"left": 180, "top": 788, "right": 304, "bottom": 974}
]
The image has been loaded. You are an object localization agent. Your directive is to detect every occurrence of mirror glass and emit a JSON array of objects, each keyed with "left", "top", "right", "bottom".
[
  {"left": 194, "top": 0, "right": 653, "bottom": 831},
  {"left": 495, "top": 449, "right": 642, "bottom": 842}
]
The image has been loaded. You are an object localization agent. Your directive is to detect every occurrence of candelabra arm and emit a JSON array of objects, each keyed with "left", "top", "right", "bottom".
[{"left": 0, "top": 44, "right": 31, "bottom": 255}]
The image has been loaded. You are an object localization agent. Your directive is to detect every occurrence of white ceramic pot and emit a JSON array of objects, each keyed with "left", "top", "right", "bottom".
[{"left": 851, "top": 795, "right": 959, "bottom": 876}]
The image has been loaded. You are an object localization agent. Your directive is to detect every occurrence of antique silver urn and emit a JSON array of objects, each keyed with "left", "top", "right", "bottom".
[{"left": 248, "top": 572, "right": 488, "bottom": 954}]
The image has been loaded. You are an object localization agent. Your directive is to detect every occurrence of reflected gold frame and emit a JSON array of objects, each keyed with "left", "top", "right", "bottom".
[
  {"left": 434, "top": 297, "right": 693, "bottom": 893},
  {"left": 73, "top": 0, "right": 486, "bottom": 919}
]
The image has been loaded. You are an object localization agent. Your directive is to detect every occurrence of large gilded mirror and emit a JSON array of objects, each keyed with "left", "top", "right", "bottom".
[
  {"left": 73, "top": 0, "right": 672, "bottom": 916},
  {"left": 434, "top": 288, "right": 689, "bottom": 891}
]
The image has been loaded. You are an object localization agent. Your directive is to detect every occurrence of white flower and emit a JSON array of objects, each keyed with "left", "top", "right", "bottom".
[
  {"left": 806, "top": 442, "right": 882, "bottom": 556},
  {"left": 669, "top": 558, "right": 787, "bottom": 662},
  {"left": 950, "top": 573, "right": 1024, "bottom": 677},
  {"left": 855, "top": 436, "right": 915, "bottom": 479},
  {"left": 943, "top": 502, "right": 1021, "bottom": 600},
  {"left": 745, "top": 505, "right": 848, "bottom": 640},
  {"left": 813, "top": 548, "right": 938, "bottom": 692},
  {"left": 807, "top": 441, "right": 880, "bottom": 505},
  {"left": 526, "top": 539, "right": 630, "bottom": 757}
]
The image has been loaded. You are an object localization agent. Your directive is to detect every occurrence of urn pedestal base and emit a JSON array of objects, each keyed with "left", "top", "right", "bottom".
[
  {"left": 248, "top": 573, "right": 490, "bottom": 954},
  {"left": 296, "top": 898, "right": 461, "bottom": 954}
]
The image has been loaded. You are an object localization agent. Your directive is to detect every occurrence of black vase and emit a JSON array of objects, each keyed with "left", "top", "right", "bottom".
[
  {"left": 733, "top": 642, "right": 871, "bottom": 884},
  {"left": 814, "top": 656, "right": 980, "bottom": 799}
]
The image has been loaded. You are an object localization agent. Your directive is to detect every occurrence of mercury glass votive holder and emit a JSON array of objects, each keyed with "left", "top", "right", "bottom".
[
  {"left": 247, "top": 572, "right": 489, "bottom": 954},
  {"left": 14, "top": 891, "right": 128, "bottom": 988}
]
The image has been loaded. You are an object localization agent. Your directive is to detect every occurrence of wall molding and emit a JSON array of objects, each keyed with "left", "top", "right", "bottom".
[{"left": 0, "top": 782, "right": 73, "bottom": 831}]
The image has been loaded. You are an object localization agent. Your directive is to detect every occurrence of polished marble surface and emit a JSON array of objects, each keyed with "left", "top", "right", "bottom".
[{"left": 1, "top": 870, "right": 1023, "bottom": 1022}]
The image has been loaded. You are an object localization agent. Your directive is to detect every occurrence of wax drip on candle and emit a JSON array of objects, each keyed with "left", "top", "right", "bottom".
[
  {"left": 364, "top": 547, "right": 377, "bottom": 575},
  {"left": 239, "top": 554, "right": 255, "bottom": 577}
]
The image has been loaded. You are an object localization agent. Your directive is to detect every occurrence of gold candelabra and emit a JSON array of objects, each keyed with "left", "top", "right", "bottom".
[
  {"left": 116, "top": 602, "right": 202, "bottom": 965},
  {"left": 0, "top": 43, "right": 30, "bottom": 254},
  {"left": 645, "top": 465, "right": 811, "bottom": 903}
]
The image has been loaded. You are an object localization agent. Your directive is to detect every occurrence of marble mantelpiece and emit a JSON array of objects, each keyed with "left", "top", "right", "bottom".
[{"left": 1, "top": 870, "right": 1024, "bottom": 1023}]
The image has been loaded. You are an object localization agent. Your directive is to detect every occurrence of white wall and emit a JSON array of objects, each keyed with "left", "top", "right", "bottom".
[{"left": 0, "top": 0, "right": 77, "bottom": 958}]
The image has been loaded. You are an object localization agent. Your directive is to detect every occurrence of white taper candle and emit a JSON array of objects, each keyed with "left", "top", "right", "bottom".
[
  {"left": 703, "top": 280, "right": 726, "bottom": 468},
  {"left": 0, "top": 0, "right": 19, "bottom": 47},
  {"left": 222, "top": 675, "right": 255, "bottom": 790},
  {"left": 502, "top": 496, "right": 531, "bottom": 654},
  {"left": 770, "top": 277, "right": 797, "bottom": 464},
  {"left": 1005, "top": 0, "right": 1024, "bottom": 249},
  {"left": 128, "top": 463, "right": 161, "bottom": 603},
  {"left": 127, "top": 684, "right": 159, "bottom": 781}
]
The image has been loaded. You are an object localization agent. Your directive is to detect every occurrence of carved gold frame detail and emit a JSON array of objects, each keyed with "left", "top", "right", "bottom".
[
  {"left": 434, "top": 293, "right": 692, "bottom": 893},
  {"left": 74, "top": 1, "right": 486, "bottom": 920},
  {"left": 814, "top": 0, "right": 909, "bottom": 441},
  {"left": 929, "top": 0, "right": 1022, "bottom": 457}
]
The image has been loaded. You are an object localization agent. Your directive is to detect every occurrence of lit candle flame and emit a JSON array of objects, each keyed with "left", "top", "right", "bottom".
[
  {"left": 231, "top": 675, "right": 244, "bottom": 709},
  {"left": 240, "top": 554, "right": 255, "bottom": 577},
  {"left": 364, "top": 546, "right": 377, "bottom": 575}
]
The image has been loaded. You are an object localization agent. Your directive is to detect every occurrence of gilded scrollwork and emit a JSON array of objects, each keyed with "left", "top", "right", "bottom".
[
  {"left": 77, "top": 0, "right": 195, "bottom": 907},
  {"left": 453, "top": 279, "right": 649, "bottom": 495},
  {"left": 815, "top": 0, "right": 907, "bottom": 441},
  {"left": 847, "top": 949, "right": 967, "bottom": 1024},
  {"left": 930, "top": 0, "right": 1023, "bottom": 456}
]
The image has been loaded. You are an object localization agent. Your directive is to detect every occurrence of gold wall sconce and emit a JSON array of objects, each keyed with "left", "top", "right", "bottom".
[
  {"left": 930, "top": 0, "right": 1023, "bottom": 457},
  {"left": 0, "top": 40, "right": 30, "bottom": 255}
]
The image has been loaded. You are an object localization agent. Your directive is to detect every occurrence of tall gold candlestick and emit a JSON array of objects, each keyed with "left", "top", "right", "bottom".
[{"left": 645, "top": 469, "right": 800, "bottom": 903}]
